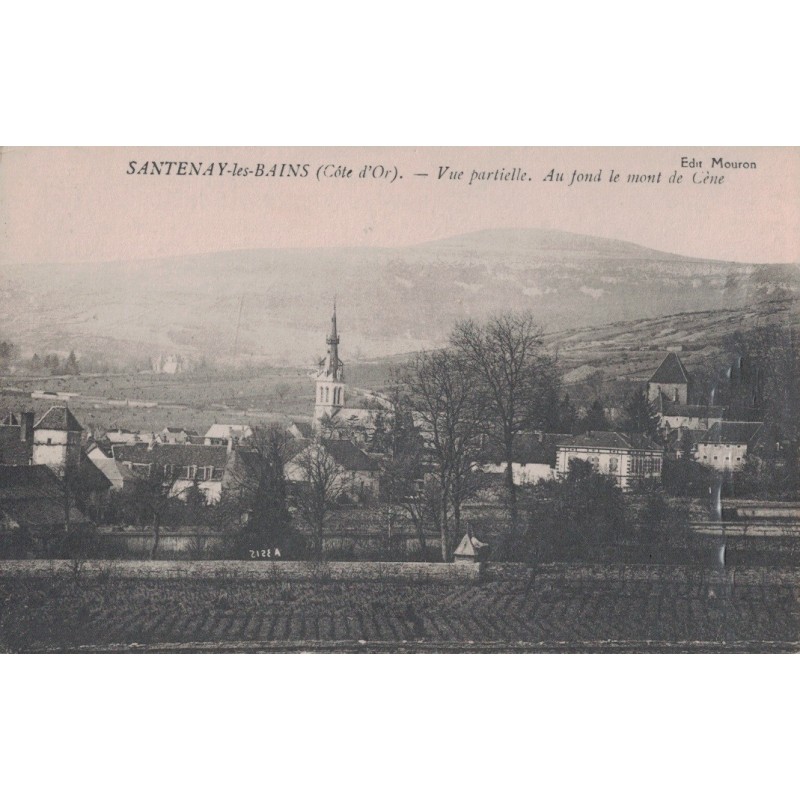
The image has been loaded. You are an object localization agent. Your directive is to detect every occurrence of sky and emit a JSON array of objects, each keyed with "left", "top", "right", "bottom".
[{"left": 1, "top": 146, "right": 798, "bottom": 265}]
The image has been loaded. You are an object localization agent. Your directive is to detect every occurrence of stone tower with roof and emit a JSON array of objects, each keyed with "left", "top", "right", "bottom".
[
  {"left": 647, "top": 353, "right": 690, "bottom": 406},
  {"left": 32, "top": 405, "right": 83, "bottom": 476},
  {"left": 314, "top": 303, "right": 346, "bottom": 427}
]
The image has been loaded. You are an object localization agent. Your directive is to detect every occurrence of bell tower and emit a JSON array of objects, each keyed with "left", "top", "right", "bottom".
[{"left": 314, "top": 303, "right": 346, "bottom": 427}]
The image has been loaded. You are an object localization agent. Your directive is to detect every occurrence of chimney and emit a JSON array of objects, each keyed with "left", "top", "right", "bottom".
[{"left": 20, "top": 411, "right": 34, "bottom": 443}]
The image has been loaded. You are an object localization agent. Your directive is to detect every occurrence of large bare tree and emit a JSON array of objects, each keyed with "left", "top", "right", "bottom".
[
  {"left": 452, "top": 313, "right": 559, "bottom": 538},
  {"left": 403, "top": 348, "right": 484, "bottom": 561},
  {"left": 293, "top": 439, "right": 344, "bottom": 560},
  {"left": 378, "top": 397, "right": 438, "bottom": 559}
]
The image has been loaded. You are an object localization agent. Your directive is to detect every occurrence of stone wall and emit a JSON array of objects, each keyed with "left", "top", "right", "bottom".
[{"left": 0, "top": 559, "right": 483, "bottom": 583}]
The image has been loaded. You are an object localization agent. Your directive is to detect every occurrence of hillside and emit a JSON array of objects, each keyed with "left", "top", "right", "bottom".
[{"left": 1, "top": 228, "right": 797, "bottom": 367}]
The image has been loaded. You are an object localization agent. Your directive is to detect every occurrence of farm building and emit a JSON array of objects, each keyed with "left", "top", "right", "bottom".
[
  {"left": 112, "top": 443, "right": 231, "bottom": 503},
  {"left": 694, "top": 421, "right": 764, "bottom": 472},
  {"left": 657, "top": 401, "right": 725, "bottom": 433},
  {"left": 478, "top": 432, "right": 573, "bottom": 485},
  {"left": 0, "top": 408, "right": 112, "bottom": 514},
  {"left": 203, "top": 423, "right": 253, "bottom": 448},
  {"left": 100, "top": 428, "right": 157, "bottom": 447},
  {"left": 87, "top": 442, "right": 137, "bottom": 492},
  {"left": 285, "top": 438, "right": 381, "bottom": 501},
  {"left": 31, "top": 405, "right": 84, "bottom": 476},
  {"left": 158, "top": 427, "right": 197, "bottom": 444}
]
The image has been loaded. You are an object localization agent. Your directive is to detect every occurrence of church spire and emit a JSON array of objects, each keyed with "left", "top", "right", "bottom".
[
  {"left": 325, "top": 301, "right": 342, "bottom": 380},
  {"left": 314, "top": 302, "right": 346, "bottom": 426}
]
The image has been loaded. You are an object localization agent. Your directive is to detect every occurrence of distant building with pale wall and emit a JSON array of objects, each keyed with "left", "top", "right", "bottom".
[{"left": 555, "top": 431, "right": 663, "bottom": 491}]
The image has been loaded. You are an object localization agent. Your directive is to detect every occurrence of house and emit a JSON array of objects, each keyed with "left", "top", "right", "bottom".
[
  {"left": 478, "top": 432, "right": 573, "bottom": 485},
  {"left": 112, "top": 443, "right": 231, "bottom": 503},
  {"left": 151, "top": 353, "right": 187, "bottom": 374},
  {"left": 101, "top": 428, "right": 157, "bottom": 447},
  {"left": 694, "top": 421, "right": 764, "bottom": 472},
  {"left": 657, "top": 401, "right": 725, "bottom": 432},
  {"left": 647, "top": 352, "right": 690, "bottom": 405},
  {"left": 222, "top": 439, "right": 309, "bottom": 501},
  {"left": 0, "top": 411, "right": 34, "bottom": 465},
  {"left": 284, "top": 438, "right": 381, "bottom": 501},
  {"left": 159, "top": 427, "right": 197, "bottom": 444},
  {"left": 1, "top": 409, "right": 112, "bottom": 516},
  {"left": 203, "top": 423, "right": 253, "bottom": 448},
  {"left": 32, "top": 405, "right": 83, "bottom": 476},
  {"left": 555, "top": 431, "right": 663, "bottom": 490},
  {"left": 87, "top": 442, "right": 137, "bottom": 492}
]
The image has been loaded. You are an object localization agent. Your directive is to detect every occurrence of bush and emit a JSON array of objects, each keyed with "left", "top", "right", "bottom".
[{"left": 523, "top": 460, "right": 630, "bottom": 562}]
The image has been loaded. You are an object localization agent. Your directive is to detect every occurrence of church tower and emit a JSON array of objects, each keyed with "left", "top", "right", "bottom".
[{"left": 314, "top": 303, "right": 346, "bottom": 427}]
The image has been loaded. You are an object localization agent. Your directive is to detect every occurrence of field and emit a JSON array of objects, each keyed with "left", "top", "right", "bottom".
[
  {"left": 0, "top": 368, "right": 316, "bottom": 433},
  {"left": 1, "top": 565, "right": 797, "bottom": 653}
]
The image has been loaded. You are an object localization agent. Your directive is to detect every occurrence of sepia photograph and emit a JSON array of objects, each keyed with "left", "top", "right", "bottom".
[{"left": 0, "top": 146, "right": 798, "bottom": 654}]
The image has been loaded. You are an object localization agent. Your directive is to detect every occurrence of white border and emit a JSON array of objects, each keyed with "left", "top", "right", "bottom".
[{"left": 2, "top": 3, "right": 796, "bottom": 798}]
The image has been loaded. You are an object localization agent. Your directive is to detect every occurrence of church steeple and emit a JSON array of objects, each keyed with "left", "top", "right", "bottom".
[
  {"left": 314, "top": 302, "right": 346, "bottom": 426},
  {"left": 325, "top": 301, "right": 343, "bottom": 381}
]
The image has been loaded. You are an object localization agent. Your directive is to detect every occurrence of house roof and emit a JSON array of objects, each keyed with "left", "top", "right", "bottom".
[
  {"left": 77, "top": 452, "right": 114, "bottom": 492},
  {"left": 559, "top": 431, "right": 662, "bottom": 452},
  {"left": 321, "top": 439, "right": 378, "bottom": 471},
  {"left": 233, "top": 438, "right": 310, "bottom": 472},
  {"left": 34, "top": 405, "right": 83, "bottom": 432},
  {"left": 91, "top": 453, "right": 136, "bottom": 487},
  {"left": 479, "top": 433, "right": 573, "bottom": 466},
  {"left": 664, "top": 428, "right": 705, "bottom": 453},
  {"left": 700, "top": 421, "right": 763, "bottom": 445},
  {"left": 661, "top": 402, "right": 725, "bottom": 417},
  {"left": 204, "top": 424, "right": 252, "bottom": 439},
  {"left": 113, "top": 443, "right": 230, "bottom": 469},
  {"left": 648, "top": 353, "right": 690, "bottom": 385},
  {"left": 0, "top": 426, "right": 32, "bottom": 466},
  {"left": 290, "top": 420, "right": 314, "bottom": 438},
  {"left": 0, "top": 464, "right": 65, "bottom": 499}
]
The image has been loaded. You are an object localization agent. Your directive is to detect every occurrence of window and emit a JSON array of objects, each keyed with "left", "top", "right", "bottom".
[{"left": 609, "top": 457, "right": 619, "bottom": 471}]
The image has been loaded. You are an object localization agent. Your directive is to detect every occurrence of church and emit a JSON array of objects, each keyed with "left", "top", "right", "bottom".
[{"left": 312, "top": 304, "right": 391, "bottom": 443}]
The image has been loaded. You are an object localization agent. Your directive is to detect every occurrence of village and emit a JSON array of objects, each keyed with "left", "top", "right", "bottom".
[{"left": 1, "top": 303, "right": 798, "bottom": 568}]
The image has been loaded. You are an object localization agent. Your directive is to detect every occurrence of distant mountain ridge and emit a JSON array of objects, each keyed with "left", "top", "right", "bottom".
[{"left": 1, "top": 228, "right": 797, "bottom": 367}]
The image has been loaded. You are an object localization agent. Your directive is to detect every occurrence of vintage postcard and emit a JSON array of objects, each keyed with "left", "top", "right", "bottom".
[{"left": 0, "top": 146, "right": 797, "bottom": 653}]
